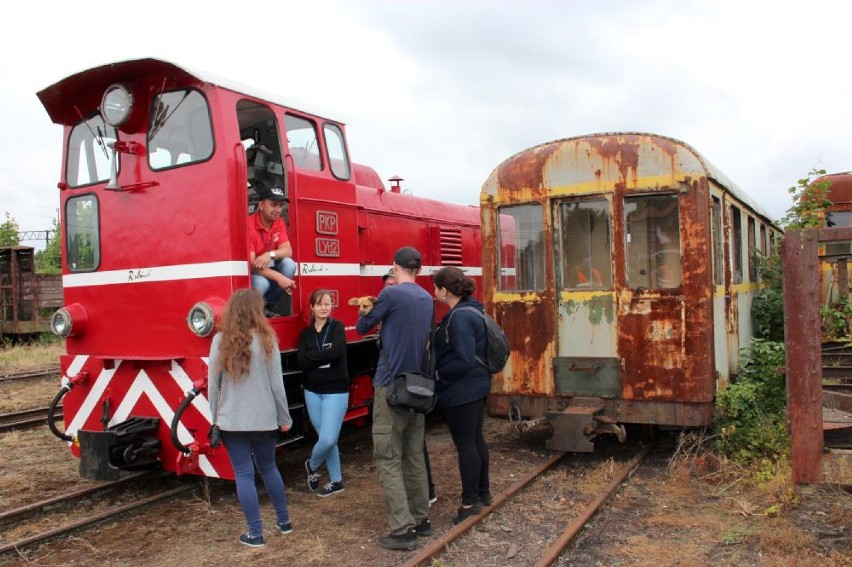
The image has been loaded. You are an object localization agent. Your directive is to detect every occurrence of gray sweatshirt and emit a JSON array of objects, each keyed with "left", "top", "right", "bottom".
[{"left": 208, "top": 333, "right": 292, "bottom": 431}]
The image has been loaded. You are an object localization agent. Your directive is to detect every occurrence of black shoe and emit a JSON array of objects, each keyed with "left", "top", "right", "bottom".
[
  {"left": 451, "top": 502, "right": 483, "bottom": 525},
  {"left": 264, "top": 308, "right": 277, "bottom": 318},
  {"left": 480, "top": 491, "right": 493, "bottom": 506},
  {"left": 239, "top": 533, "right": 264, "bottom": 547},
  {"left": 428, "top": 487, "right": 437, "bottom": 506},
  {"left": 317, "top": 481, "right": 344, "bottom": 497},
  {"left": 305, "top": 459, "right": 320, "bottom": 492},
  {"left": 410, "top": 518, "right": 432, "bottom": 537},
  {"left": 277, "top": 521, "right": 293, "bottom": 534},
  {"left": 377, "top": 531, "right": 417, "bottom": 550}
]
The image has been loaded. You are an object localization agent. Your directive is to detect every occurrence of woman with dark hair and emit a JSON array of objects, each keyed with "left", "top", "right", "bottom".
[
  {"left": 297, "top": 289, "right": 349, "bottom": 497},
  {"left": 208, "top": 289, "right": 293, "bottom": 548},
  {"left": 432, "top": 266, "right": 492, "bottom": 524}
]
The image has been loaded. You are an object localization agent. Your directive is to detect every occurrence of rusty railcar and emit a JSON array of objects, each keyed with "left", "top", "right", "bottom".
[
  {"left": 816, "top": 171, "right": 852, "bottom": 304},
  {"left": 480, "top": 133, "right": 781, "bottom": 451},
  {"left": 0, "top": 246, "right": 63, "bottom": 337}
]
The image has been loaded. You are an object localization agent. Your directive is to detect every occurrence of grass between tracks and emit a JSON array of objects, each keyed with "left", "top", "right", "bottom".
[{"left": 0, "top": 338, "right": 62, "bottom": 374}]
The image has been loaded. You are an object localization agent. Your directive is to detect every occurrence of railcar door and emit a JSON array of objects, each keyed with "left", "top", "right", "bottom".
[
  {"left": 616, "top": 190, "right": 715, "bottom": 419},
  {"left": 551, "top": 198, "right": 620, "bottom": 398}
]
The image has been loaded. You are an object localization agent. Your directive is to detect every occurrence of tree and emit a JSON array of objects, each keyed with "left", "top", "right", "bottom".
[
  {"left": 0, "top": 212, "right": 20, "bottom": 247},
  {"left": 36, "top": 218, "right": 62, "bottom": 274}
]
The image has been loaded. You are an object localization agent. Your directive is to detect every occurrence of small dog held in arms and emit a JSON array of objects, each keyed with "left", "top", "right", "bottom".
[{"left": 348, "top": 296, "right": 377, "bottom": 316}]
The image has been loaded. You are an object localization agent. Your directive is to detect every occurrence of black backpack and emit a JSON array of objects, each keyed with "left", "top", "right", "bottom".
[{"left": 445, "top": 306, "right": 510, "bottom": 374}]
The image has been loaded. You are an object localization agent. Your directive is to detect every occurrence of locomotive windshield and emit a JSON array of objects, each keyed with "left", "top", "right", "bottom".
[
  {"left": 148, "top": 89, "right": 213, "bottom": 170},
  {"left": 66, "top": 116, "right": 117, "bottom": 188}
]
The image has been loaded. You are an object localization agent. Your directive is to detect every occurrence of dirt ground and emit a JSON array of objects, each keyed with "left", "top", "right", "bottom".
[{"left": 1, "top": 416, "right": 849, "bottom": 567}]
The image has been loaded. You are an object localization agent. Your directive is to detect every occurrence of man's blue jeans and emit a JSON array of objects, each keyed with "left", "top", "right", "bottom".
[
  {"left": 221, "top": 430, "right": 290, "bottom": 538},
  {"left": 305, "top": 390, "right": 349, "bottom": 483},
  {"left": 251, "top": 257, "right": 297, "bottom": 308}
]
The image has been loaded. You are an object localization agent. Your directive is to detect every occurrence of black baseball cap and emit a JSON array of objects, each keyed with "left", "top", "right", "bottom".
[
  {"left": 381, "top": 268, "right": 397, "bottom": 281},
  {"left": 393, "top": 246, "right": 422, "bottom": 269},
  {"left": 258, "top": 186, "right": 287, "bottom": 202}
]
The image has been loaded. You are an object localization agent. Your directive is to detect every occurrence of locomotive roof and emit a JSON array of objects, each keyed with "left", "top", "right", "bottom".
[
  {"left": 37, "top": 58, "right": 348, "bottom": 126},
  {"left": 490, "top": 132, "right": 778, "bottom": 227}
]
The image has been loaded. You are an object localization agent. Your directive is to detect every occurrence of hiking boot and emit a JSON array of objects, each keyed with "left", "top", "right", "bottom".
[
  {"left": 239, "top": 533, "right": 264, "bottom": 548},
  {"left": 277, "top": 521, "right": 293, "bottom": 534},
  {"left": 451, "top": 501, "right": 483, "bottom": 525},
  {"left": 480, "top": 491, "right": 493, "bottom": 506},
  {"left": 377, "top": 531, "right": 417, "bottom": 550},
  {"left": 305, "top": 459, "right": 321, "bottom": 492},
  {"left": 428, "top": 487, "right": 438, "bottom": 506},
  {"left": 411, "top": 518, "right": 432, "bottom": 537},
  {"left": 317, "top": 481, "right": 344, "bottom": 497}
]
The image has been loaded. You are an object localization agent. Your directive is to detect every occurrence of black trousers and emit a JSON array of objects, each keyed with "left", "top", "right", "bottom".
[{"left": 442, "top": 398, "right": 490, "bottom": 506}]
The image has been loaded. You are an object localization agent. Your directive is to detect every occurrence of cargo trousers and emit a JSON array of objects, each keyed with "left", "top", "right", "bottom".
[{"left": 371, "top": 385, "right": 430, "bottom": 536}]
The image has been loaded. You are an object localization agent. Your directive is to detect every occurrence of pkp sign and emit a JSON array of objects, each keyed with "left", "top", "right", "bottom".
[{"left": 316, "top": 211, "right": 338, "bottom": 235}]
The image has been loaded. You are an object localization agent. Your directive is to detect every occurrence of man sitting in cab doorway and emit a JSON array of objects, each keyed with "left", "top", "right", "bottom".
[{"left": 250, "top": 186, "right": 297, "bottom": 316}]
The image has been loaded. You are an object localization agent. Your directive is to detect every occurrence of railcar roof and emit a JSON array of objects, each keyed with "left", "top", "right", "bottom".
[
  {"left": 37, "top": 58, "right": 347, "bottom": 126},
  {"left": 494, "top": 132, "right": 779, "bottom": 227}
]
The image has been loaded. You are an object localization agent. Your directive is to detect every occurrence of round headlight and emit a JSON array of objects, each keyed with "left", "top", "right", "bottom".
[
  {"left": 101, "top": 84, "right": 134, "bottom": 127},
  {"left": 50, "top": 308, "right": 73, "bottom": 337},
  {"left": 187, "top": 302, "right": 215, "bottom": 337}
]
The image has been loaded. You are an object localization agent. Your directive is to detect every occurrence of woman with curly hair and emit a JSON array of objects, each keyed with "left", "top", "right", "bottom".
[{"left": 208, "top": 289, "right": 293, "bottom": 548}]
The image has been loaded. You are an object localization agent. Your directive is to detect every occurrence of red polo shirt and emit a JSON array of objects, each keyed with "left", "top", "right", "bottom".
[{"left": 249, "top": 213, "right": 289, "bottom": 257}]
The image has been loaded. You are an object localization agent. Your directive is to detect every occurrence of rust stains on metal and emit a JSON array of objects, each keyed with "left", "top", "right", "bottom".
[{"left": 496, "top": 144, "right": 560, "bottom": 203}]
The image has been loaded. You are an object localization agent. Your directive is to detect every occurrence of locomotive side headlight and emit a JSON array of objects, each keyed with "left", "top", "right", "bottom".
[
  {"left": 50, "top": 304, "right": 88, "bottom": 338},
  {"left": 187, "top": 298, "right": 225, "bottom": 338},
  {"left": 101, "top": 84, "right": 134, "bottom": 127}
]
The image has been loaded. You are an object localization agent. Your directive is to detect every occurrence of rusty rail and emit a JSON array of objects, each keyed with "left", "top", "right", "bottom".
[
  {"left": 400, "top": 451, "right": 567, "bottom": 567},
  {"left": 533, "top": 443, "right": 653, "bottom": 567}
]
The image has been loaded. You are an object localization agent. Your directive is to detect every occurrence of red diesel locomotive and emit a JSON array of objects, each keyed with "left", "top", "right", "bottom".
[{"left": 37, "top": 58, "right": 482, "bottom": 480}]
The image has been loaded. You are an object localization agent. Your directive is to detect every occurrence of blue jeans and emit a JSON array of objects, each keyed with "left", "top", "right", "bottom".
[
  {"left": 304, "top": 390, "right": 349, "bottom": 483},
  {"left": 222, "top": 430, "right": 290, "bottom": 538},
  {"left": 251, "top": 257, "right": 297, "bottom": 307}
]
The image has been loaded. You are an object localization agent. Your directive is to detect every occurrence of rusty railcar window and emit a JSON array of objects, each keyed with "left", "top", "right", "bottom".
[
  {"left": 148, "top": 89, "right": 213, "bottom": 170},
  {"left": 711, "top": 196, "right": 723, "bottom": 285},
  {"left": 825, "top": 211, "right": 852, "bottom": 256},
  {"left": 497, "top": 204, "right": 544, "bottom": 291},
  {"left": 66, "top": 115, "right": 118, "bottom": 188},
  {"left": 555, "top": 200, "right": 612, "bottom": 290},
  {"left": 624, "top": 194, "right": 681, "bottom": 289},
  {"left": 730, "top": 206, "right": 743, "bottom": 284},
  {"left": 747, "top": 217, "right": 757, "bottom": 282},
  {"left": 65, "top": 194, "right": 100, "bottom": 272}
]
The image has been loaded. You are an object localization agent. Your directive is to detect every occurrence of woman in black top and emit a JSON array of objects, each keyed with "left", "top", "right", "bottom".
[
  {"left": 432, "top": 267, "right": 492, "bottom": 524},
  {"left": 297, "top": 289, "right": 349, "bottom": 497}
]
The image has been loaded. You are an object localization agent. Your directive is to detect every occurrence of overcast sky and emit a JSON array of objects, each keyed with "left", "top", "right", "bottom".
[{"left": 2, "top": 0, "right": 850, "bottom": 246}]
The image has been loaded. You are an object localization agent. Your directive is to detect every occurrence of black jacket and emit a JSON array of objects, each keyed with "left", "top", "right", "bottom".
[
  {"left": 297, "top": 319, "right": 349, "bottom": 393},
  {"left": 434, "top": 297, "right": 491, "bottom": 408}
]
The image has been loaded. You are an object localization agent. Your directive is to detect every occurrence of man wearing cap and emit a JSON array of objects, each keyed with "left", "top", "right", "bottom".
[
  {"left": 249, "top": 186, "right": 297, "bottom": 315},
  {"left": 356, "top": 246, "right": 433, "bottom": 550},
  {"left": 381, "top": 268, "right": 397, "bottom": 287}
]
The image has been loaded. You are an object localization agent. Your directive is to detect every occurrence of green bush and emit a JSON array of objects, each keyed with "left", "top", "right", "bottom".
[{"left": 714, "top": 339, "right": 789, "bottom": 464}]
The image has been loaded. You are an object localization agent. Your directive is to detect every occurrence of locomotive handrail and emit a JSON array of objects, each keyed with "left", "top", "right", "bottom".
[
  {"left": 170, "top": 387, "right": 200, "bottom": 455},
  {"left": 47, "top": 385, "right": 73, "bottom": 442}
]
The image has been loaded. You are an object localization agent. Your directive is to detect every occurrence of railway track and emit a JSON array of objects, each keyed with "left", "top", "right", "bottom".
[
  {"left": 0, "top": 366, "right": 61, "bottom": 384},
  {"left": 401, "top": 443, "right": 653, "bottom": 567},
  {"left": 0, "top": 406, "right": 60, "bottom": 433},
  {"left": 0, "top": 472, "right": 198, "bottom": 556}
]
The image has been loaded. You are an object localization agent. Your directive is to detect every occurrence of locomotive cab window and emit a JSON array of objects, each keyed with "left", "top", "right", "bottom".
[
  {"left": 285, "top": 114, "right": 322, "bottom": 172},
  {"left": 555, "top": 199, "right": 612, "bottom": 290},
  {"left": 323, "top": 123, "right": 350, "bottom": 180},
  {"left": 238, "top": 101, "right": 287, "bottom": 215},
  {"left": 497, "top": 204, "right": 545, "bottom": 291},
  {"left": 624, "top": 194, "right": 681, "bottom": 289},
  {"left": 65, "top": 194, "right": 100, "bottom": 272},
  {"left": 148, "top": 89, "right": 213, "bottom": 170},
  {"left": 66, "top": 115, "right": 118, "bottom": 188}
]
